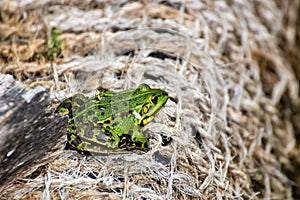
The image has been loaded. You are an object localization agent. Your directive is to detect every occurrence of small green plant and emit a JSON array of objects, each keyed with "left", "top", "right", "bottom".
[
  {"left": 36, "top": 28, "right": 64, "bottom": 60},
  {"left": 46, "top": 29, "right": 64, "bottom": 58}
]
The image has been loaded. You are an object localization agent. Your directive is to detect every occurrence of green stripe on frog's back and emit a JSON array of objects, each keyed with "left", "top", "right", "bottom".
[{"left": 74, "top": 84, "right": 166, "bottom": 123}]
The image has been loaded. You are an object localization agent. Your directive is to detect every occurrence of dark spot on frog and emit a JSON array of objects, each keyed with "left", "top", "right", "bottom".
[
  {"left": 120, "top": 111, "right": 129, "bottom": 119},
  {"left": 123, "top": 102, "right": 128, "bottom": 107},
  {"left": 82, "top": 121, "right": 91, "bottom": 126},
  {"left": 112, "top": 122, "right": 119, "bottom": 127},
  {"left": 72, "top": 104, "right": 80, "bottom": 111},
  {"left": 133, "top": 141, "right": 147, "bottom": 148},
  {"left": 95, "top": 132, "right": 106, "bottom": 141},
  {"left": 83, "top": 129, "right": 93, "bottom": 138},
  {"left": 128, "top": 130, "right": 133, "bottom": 136},
  {"left": 74, "top": 97, "right": 84, "bottom": 105},
  {"left": 92, "top": 117, "right": 98, "bottom": 123},
  {"left": 84, "top": 122, "right": 93, "bottom": 130},
  {"left": 104, "top": 125, "right": 111, "bottom": 130},
  {"left": 98, "top": 122, "right": 104, "bottom": 127},
  {"left": 56, "top": 100, "right": 72, "bottom": 114},
  {"left": 76, "top": 116, "right": 83, "bottom": 122},
  {"left": 79, "top": 125, "right": 87, "bottom": 133},
  {"left": 77, "top": 106, "right": 86, "bottom": 113},
  {"left": 70, "top": 136, "right": 82, "bottom": 147},
  {"left": 133, "top": 141, "right": 141, "bottom": 147},
  {"left": 87, "top": 110, "right": 94, "bottom": 115},
  {"left": 70, "top": 125, "right": 77, "bottom": 131},
  {"left": 100, "top": 111, "right": 105, "bottom": 116},
  {"left": 113, "top": 105, "right": 118, "bottom": 111},
  {"left": 68, "top": 130, "right": 76, "bottom": 135},
  {"left": 104, "top": 119, "right": 110, "bottom": 124},
  {"left": 104, "top": 130, "right": 112, "bottom": 136}
]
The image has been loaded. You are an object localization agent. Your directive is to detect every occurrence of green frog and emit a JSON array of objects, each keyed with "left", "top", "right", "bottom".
[{"left": 56, "top": 84, "right": 168, "bottom": 155}]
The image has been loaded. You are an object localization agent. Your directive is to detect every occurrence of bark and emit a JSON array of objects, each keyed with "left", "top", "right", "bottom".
[{"left": 0, "top": 74, "right": 67, "bottom": 191}]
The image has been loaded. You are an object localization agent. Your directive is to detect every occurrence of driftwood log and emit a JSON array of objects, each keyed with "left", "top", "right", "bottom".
[{"left": 0, "top": 74, "right": 67, "bottom": 192}]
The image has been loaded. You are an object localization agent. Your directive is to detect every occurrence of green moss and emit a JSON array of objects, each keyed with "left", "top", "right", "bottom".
[
  {"left": 46, "top": 29, "right": 64, "bottom": 58},
  {"left": 36, "top": 29, "right": 64, "bottom": 60}
]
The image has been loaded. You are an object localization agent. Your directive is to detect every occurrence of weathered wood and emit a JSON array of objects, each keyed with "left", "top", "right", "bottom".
[{"left": 0, "top": 74, "right": 67, "bottom": 192}]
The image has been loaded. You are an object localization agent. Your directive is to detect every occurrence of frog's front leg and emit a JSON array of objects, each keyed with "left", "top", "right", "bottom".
[
  {"left": 126, "top": 125, "right": 149, "bottom": 150},
  {"left": 112, "top": 126, "right": 149, "bottom": 150}
]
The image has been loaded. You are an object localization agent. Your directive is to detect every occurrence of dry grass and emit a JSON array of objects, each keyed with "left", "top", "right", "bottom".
[{"left": 0, "top": 0, "right": 299, "bottom": 199}]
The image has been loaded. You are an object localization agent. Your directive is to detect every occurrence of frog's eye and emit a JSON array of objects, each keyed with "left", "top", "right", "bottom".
[
  {"left": 151, "top": 95, "right": 159, "bottom": 104},
  {"left": 137, "top": 84, "right": 150, "bottom": 92}
]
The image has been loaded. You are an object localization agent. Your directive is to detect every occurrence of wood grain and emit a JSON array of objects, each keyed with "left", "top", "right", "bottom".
[{"left": 0, "top": 74, "right": 67, "bottom": 192}]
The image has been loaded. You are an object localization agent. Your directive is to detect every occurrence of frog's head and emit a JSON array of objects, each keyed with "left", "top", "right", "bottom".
[{"left": 133, "top": 84, "right": 168, "bottom": 126}]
